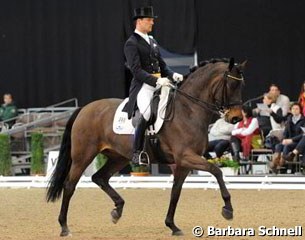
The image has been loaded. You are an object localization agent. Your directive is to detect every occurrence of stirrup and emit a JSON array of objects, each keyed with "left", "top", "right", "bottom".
[{"left": 139, "top": 151, "right": 150, "bottom": 165}]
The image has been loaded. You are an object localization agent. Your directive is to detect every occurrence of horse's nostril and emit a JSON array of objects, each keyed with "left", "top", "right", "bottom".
[{"left": 231, "top": 117, "right": 242, "bottom": 124}]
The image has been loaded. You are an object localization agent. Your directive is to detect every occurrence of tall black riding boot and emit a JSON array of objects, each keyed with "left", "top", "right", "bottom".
[
  {"left": 131, "top": 116, "right": 148, "bottom": 165},
  {"left": 231, "top": 142, "right": 241, "bottom": 163}
]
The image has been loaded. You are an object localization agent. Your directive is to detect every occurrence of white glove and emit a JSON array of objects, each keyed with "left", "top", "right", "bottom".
[
  {"left": 156, "top": 77, "right": 170, "bottom": 87},
  {"left": 173, "top": 72, "right": 184, "bottom": 82}
]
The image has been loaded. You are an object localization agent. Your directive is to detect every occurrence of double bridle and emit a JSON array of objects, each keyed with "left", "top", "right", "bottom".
[{"left": 169, "top": 71, "right": 244, "bottom": 116}]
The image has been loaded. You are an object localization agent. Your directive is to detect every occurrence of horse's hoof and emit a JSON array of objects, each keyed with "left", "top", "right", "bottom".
[
  {"left": 172, "top": 230, "right": 184, "bottom": 236},
  {"left": 60, "top": 231, "right": 72, "bottom": 237},
  {"left": 111, "top": 209, "right": 121, "bottom": 224},
  {"left": 222, "top": 207, "right": 233, "bottom": 220}
]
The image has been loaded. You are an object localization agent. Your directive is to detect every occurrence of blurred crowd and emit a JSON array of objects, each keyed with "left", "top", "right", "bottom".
[{"left": 204, "top": 82, "right": 305, "bottom": 173}]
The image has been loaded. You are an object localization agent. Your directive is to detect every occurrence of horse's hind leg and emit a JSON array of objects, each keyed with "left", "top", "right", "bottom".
[
  {"left": 92, "top": 155, "right": 129, "bottom": 224},
  {"left": 59, "top": 151, "right": 98, "bottom": 236},
  {"left": 58, "top": 163, "right": 84, "bottom": 236}
]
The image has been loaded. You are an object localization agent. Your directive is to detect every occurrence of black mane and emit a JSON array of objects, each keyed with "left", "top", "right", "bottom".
[{"left": 184, "top": 58, "right": 230, "bottom": 79}]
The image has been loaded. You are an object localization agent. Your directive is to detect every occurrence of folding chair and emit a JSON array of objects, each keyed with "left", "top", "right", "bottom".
[{"left": 247, "top": 130, "right": 273, "bottom": 174}]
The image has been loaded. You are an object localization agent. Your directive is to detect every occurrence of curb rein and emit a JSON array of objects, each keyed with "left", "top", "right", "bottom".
[{"left": 168, "top": 71, "right": 244, "bottom": 117}]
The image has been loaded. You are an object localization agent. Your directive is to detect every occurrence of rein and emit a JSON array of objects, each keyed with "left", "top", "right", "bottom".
[
  {"left": 168, "top": 71, "right": 243, "bottom": 116},
  {"left": 171, "top": 84, "right": 224, "bottom": 115}
]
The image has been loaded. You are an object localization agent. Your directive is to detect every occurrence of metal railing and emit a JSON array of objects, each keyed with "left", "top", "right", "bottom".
[
  {"left": 0, "top": 98, "right": 79, "bottom": 175},
  {"left": 2, "top": 110, "right": 75, "bottom": 135},
  {"left": 0, "top": 98, "right": 78, "bottom": 128},
  {"left": 45, "top": 98, "right": 78, "bottom": 108}
]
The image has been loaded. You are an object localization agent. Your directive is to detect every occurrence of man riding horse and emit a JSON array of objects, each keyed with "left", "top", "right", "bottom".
[
  {"left": 46, "top": 5, "right": 246, "bottom": 237},
  {"left": 123, "top": 6, "right": 184, "bottom": 166}
]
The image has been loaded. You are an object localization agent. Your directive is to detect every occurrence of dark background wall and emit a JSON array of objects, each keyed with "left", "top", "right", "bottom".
[
  {"left": 196, "top": 0, "right": 305, "bottom": 101},
  {"left": 0, "top": 0, "right": 304, "bottom": 108}
]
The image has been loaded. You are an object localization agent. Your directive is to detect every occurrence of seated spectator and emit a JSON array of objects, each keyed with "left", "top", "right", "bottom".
[
  {"left": 269, "top": 84, "right": 290, "bottom": 118},
  {"left": 203, "top": 116, "right": 234, "bottom": 159},
  {"left": 230, "top": 105, "right": 261, "bottom": 162},
  {"left": 298, "top": 81, "right": 305, "bottom": 116},
  {"left": 270, "top": 103, "right": 305, "bottom": 172},
  {"left": 284, "top": 134, "right": 305, "bottom": 168},
  {"left": 254, "top": 92, "right": 284, "bottom": 138},
  {"left": 0, "top": 93, "right": 18, "bottom": 128}
]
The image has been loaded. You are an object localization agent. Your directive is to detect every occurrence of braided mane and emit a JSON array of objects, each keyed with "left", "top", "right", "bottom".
[
  {"left": 183, "top": 58, "right": 229, "bottom": 79},
  {"left": 191, "top": 58, "right": 229, "bottom": 72}
]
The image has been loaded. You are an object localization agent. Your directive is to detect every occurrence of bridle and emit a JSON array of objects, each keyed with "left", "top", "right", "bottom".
[
  {"left": 169, "top": 70, "right": 244, "bottom": 116},
  {"left": 217, "top": 71, "right": 244, "bottom": 111}
]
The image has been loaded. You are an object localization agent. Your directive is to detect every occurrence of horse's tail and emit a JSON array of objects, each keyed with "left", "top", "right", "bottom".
[{"left": 46, "top": 107, "right": 82, "bottom": 202}]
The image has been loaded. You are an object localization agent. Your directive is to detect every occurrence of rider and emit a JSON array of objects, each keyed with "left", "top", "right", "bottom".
[{"left": 124, "top": 6, "right": 183, "bottom": 165}]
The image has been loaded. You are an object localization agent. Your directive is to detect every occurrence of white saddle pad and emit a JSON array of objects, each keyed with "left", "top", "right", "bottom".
[{"left": 113, "top": 86, "right": 171, "bottom": 135}]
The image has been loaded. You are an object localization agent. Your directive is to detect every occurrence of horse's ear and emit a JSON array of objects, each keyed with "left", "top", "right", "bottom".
[
  {"left": 238, "top": 60, "right": 248, "bottom": 71},
  {"left": 228, "top": 57, "right": 235, "bottom": 71}
]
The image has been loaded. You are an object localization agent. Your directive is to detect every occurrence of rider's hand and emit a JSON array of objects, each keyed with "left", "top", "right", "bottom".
[
  {"left": 172, "top": 72, "right": 184, "bottom": 82},
  {"left": 157, "top": 77, "right": 170, "bottom": 87}
]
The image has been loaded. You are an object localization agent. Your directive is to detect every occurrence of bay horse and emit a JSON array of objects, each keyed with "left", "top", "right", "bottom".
[{"left": 47, "top": 58, "right": 246, "bottom": 237}]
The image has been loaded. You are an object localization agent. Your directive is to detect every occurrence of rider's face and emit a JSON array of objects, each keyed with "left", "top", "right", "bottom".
[{"left": 137, "top": 18, "right": 154, "bottom": 34}]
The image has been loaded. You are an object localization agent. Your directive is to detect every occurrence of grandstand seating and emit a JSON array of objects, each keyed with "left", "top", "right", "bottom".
[{"left": 0, "top": 98, "right": 78, "bottom": 175}]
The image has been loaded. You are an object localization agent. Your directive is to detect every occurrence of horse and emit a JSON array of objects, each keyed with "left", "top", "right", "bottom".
[{"left": 46, "top": 57, "right": 246, "bottom": 237}]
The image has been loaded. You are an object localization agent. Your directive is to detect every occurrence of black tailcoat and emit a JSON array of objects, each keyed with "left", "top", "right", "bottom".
[{"left": 123, "top": 32, "right": 174, "bottom": 118}]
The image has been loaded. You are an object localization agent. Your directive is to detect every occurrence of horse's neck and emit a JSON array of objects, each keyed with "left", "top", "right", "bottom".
[
  {"left": 175, "top": 81, "right": 214, "bottom": 133},
  {"left": 181, "top": 71, "right": 215, "bottom": 101}
]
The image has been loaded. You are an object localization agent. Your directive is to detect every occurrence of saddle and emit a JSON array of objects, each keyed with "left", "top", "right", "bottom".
[
  {"left": 113, "top": 86, "right": 174, "bottom": 164},
  {"left": 113, "top": 85, "right": 172, "bottom": 135},
  {"left": 131, "top": 88, "right": 162, "bottom": 129}
]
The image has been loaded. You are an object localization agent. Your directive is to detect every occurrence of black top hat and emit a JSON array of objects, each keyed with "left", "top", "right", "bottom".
[{"left": 133, "top": 6, "right": 157, "bottom": 20}]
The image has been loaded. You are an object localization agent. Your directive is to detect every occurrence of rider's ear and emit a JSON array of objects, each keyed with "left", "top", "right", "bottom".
[{"left": 228, "top": 57, "right": 235, "bottom": 71}]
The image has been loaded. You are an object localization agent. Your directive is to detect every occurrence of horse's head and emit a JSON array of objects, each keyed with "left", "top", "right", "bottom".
[
  {"left": 180, "top": 58, "right": 246, "bottom": 124},
  {"left": 197, "top": 58, "right": 245, "bottom": 124},
  {"left": 219, "top": 58, "right": 246, "bottom": 124}
]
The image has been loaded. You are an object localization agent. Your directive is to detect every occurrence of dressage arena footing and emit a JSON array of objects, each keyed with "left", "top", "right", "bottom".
[{"left": 1, "top": 174, "right": 305, "bottom": 190}]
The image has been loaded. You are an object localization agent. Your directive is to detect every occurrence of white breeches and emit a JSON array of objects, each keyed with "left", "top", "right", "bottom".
[{"left": 137, "top": 83, "right": 157, "bottom": 121}]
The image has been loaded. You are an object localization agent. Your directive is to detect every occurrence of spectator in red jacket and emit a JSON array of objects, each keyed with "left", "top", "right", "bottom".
[{"left": 230, "top": 105, "right": 261, "bottom": 162}]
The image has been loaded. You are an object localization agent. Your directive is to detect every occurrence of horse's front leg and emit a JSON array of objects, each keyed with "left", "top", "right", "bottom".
[
  {"left": 165, "top": 167, "right": 190, "bottom": 236},
  {"left": 181, "top": 154, "right": 233, "bottom": 220}
]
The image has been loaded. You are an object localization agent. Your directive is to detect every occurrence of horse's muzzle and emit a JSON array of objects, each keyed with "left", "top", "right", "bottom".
[
  {"left": 224, "top": 105, "right": 243, "bottom": 124},
  {"left": 231, "top": 116, "right": 242, "bottom": 124}
]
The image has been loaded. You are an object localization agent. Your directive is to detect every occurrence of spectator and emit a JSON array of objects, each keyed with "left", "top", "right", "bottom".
[
  {"left": 284, "top": 134, "right": 305, "bottom": 168},
  {"left": 230, "top": 105, "right": 261, "bottom": 162},
  {"left": 298, "top": 81, "right": 305, "bottom": 116},
  {"left": 0, "top": 93, "right": 18, "bottom": 128},
  {"left": 270, "top": 103, "right": 305, "bottom": 172},
  {"left": 203, "top": 116, "right": 234, "bottom": 159},
  {"left": 269, "top": 84, "right": 290, "bottom": 117},
  {"left": 254, "top": 92, "right": 284, "bottom": 138}
]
